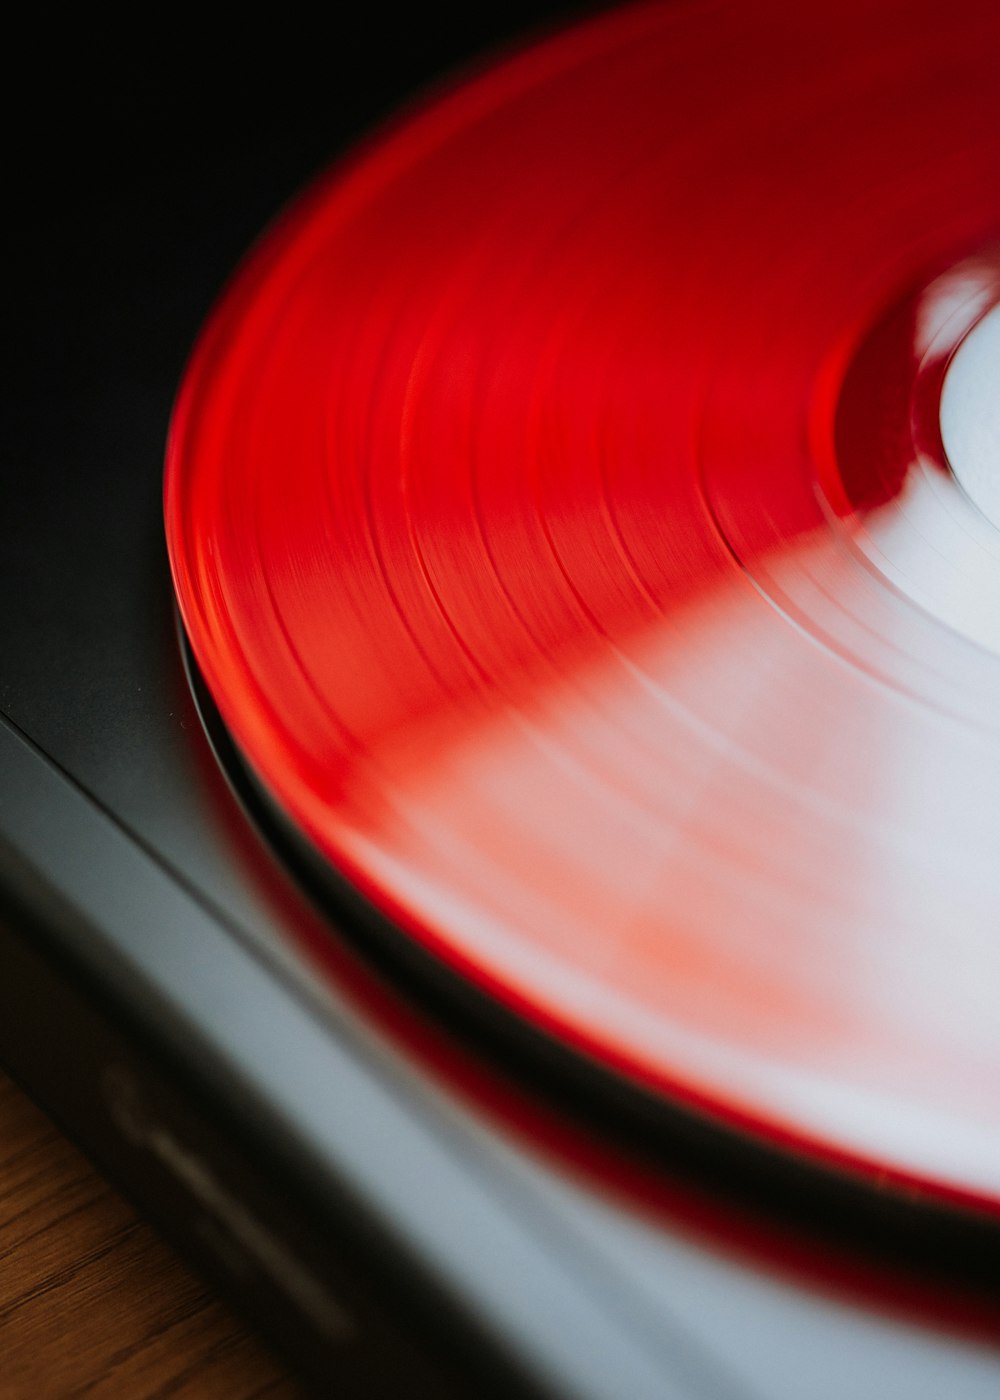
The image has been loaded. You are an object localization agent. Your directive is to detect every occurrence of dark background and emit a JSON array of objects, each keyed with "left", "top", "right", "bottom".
[{"left": 4, "top": 7, "right": 582, "bottom": 447}]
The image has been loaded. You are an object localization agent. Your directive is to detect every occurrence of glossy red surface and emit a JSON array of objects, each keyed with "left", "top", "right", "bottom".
[{"left": 166, "top": 0, "right": 1000, "bottom": 1211}]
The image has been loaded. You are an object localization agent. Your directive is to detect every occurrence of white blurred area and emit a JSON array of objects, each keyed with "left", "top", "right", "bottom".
[
  {"left": 941, "top": 301, "right": 1000, "bottom": 537},
  {"left": 348, "top": 493, "right": 1000, "bottom": 1200}
]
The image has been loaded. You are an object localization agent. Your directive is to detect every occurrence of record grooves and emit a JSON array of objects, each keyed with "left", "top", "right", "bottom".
[{"left": 167, "top": 0, "right": 1000, "bottom": 1218}]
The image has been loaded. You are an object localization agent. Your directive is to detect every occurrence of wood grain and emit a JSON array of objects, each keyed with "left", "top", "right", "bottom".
[{"left": 0, "top": 1073, "right": 302, "bottom": 1400}]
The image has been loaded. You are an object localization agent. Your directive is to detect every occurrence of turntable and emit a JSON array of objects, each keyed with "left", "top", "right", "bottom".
[{"left": 3, "top": 3, "right": 1000, "bottom": 1396}]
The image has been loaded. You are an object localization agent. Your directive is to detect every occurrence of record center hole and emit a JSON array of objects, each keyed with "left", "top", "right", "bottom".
[{"left": 940, "top": 300, "right": 1000, "bottom": 528}]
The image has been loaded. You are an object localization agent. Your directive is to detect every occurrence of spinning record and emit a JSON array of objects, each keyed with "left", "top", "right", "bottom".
[{"left": 165, "top": 0, "right": 1000, "bottom": 1215}]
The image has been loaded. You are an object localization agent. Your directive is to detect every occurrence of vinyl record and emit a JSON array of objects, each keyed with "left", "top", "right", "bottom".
[{"left": 165, "top": 0, "right": 1000, "bottom": 1215}]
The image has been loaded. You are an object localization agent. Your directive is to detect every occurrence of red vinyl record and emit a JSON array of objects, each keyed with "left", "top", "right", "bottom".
[{"left": 165, "top": 0, "right": 1000, "bottom": 1215}]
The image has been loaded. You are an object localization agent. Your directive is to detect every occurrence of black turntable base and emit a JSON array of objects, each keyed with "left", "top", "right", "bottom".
[{"left": 3, "top": 4, "right": 1000, "bottom": 1397}]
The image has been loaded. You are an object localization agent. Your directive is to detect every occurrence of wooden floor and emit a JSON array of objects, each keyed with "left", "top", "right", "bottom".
[{"left": 0, "top": 1073, "right": 301, "bottom": 1399}]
